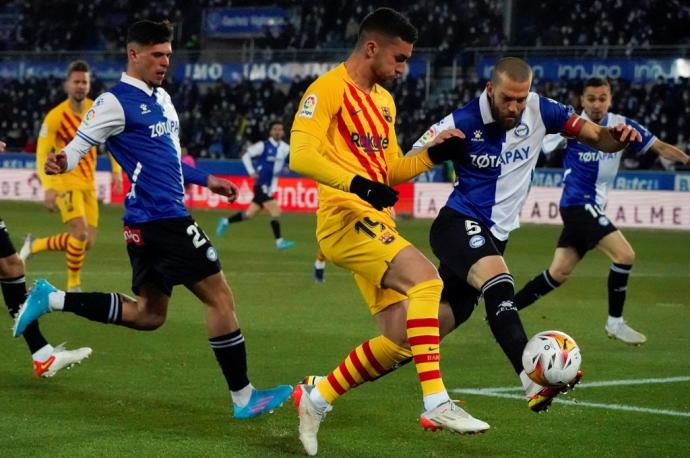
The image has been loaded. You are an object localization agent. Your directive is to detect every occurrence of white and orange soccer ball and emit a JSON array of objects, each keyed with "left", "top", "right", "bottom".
[{"left": 522, "top": 330, "right": 582, "bottom": 387}]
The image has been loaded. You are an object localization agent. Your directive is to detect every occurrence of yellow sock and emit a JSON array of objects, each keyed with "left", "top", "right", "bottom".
[
  {"left": 32, "top": 232, "right": 70, "bottom": 254},
  {"left": 406, "top": 279, "right": 446, "bottom": 397},
  {"left": 66, "top": 236, "right": 87, "bottom": 289},
  {"left": 316, "top": 335, "right": 411, "bottom": 404}
]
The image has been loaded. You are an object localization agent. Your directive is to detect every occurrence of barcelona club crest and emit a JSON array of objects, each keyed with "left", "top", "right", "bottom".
[
  {"left": 381, "top": 106, "right": 393, "bottom": 123},
  {"left": 379, "top": 231, "right": 396, "bottom": 245}
]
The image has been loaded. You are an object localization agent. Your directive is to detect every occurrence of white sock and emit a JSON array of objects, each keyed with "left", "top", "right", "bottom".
[
  {"left": 423, "top": 390, "right": 451, "bottom": 411},
  {"left": 32, "top": 344, "right": 54, "bottom": 362},
  {"left": 607, "top": 316, "right": 624, "bottom": 328},
  {"left": 48, "top": 291, "right": 66, "bottom": 311},
  {"left": 314, "top": 260, "right": 326, "bottom": 269},
  {"left": 308, "top": 385, "right": 331, "bottom": 413},
  {"left": 231, "top": 383, "right": 254, "bottom": 407}
]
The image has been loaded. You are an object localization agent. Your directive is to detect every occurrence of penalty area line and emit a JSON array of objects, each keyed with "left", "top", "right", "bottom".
[
  {"left": 454, "top": 375, "right": 690, "bottom": 393},
  {"left": 450, "top": 389, "right": 690, "bottom": 418}
]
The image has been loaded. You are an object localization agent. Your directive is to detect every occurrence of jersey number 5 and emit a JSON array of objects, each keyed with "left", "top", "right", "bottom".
[{"left": 465, "top": 220, "right": 481, "bottom": 236}]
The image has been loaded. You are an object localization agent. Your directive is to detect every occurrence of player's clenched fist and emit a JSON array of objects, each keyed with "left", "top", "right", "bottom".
[
  {"left": 349, "top": 175, "right": 399, "bottom": 210},
  {"left": 207, "top": 175, "right": 240, "bottom": 203},
  {"left": 45, "top": 151, "right": 68, "bottom": 175}
]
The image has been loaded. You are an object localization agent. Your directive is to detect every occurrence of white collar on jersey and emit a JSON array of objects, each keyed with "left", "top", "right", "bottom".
[
  {"left": 120, "top": 72, "right": 155, "bottom": 97},
  {"left": 479, "top": 89, "right": 495, "bottom": 125}
]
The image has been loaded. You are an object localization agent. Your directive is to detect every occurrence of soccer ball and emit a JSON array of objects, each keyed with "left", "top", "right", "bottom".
[{"left": 522, "top": 330, "right": 581, "bottom": 387}]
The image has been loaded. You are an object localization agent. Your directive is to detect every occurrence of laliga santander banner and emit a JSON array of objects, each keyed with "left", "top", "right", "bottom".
[
  {"left": 109, "top": 175, "right": 416, "bottom": 215},
  {"left": 412, "top": 183, "right": 690, "bottom": 230}
]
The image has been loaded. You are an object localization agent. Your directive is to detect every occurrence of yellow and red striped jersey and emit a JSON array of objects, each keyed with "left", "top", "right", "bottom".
[
  {"left": 36, "top": 98, "right": 120, "bottom": 191},
  {"left": 292, "top": 64, "right": 420, "bottom": 239}
]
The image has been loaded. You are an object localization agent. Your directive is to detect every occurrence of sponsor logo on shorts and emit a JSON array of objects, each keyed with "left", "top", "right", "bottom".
[
  {"left": 298, "top": 94, "right": 318, "bottom": 118},
  {"left": 379, "top": 231, "right": 396, "bottom": 245},
  {"left": 598, "top": 216, "right": 610, "bottom": 226},
  {"left": 123, "top": 227, "right": 144, "bottom": 245},
  {"left": 469, "top": 234, "right": 485, "bottom": 248},
  {"left": 206, "top": 247, "right": 218, "bottom": 262}
]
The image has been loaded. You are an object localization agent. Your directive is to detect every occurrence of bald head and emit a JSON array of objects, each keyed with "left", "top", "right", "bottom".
[{"left": 491, "top": 57, "right": 533, "bottom": 87}]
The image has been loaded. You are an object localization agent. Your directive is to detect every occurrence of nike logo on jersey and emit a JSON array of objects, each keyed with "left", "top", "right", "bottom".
[{"left": 350, "top": 109, "right": 362, "bottom": 116}]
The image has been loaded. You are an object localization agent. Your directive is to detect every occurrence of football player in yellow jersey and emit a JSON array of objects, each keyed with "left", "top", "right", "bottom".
[
  {"left": 289, "top": 8, "right": 488, "bottom": 455},
  {"left": 20, "top": 61, "right": 123, "bottom": 291}
]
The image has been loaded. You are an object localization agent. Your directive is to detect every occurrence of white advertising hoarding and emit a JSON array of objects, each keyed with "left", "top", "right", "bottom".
[
  {"left": 414, "top": 183, "right": 690, "bottom": 230},
  {"left": 0, "top": 169, "right": 113, "bottom": 204}
]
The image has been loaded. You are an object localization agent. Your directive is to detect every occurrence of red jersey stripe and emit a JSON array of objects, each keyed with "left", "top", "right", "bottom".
[
  {"left": 335, "top": 109, "right": 379, "bottom": 181},
  {"left": 61, "top": 111, "right": 79, "bottom": 132},
  {"left": 346, "top": 83, "right": 388, "bottom": 181},
  {"left": 341, "top": 90, "right": 387, "bottom": 181},
  {"left": 363, "top": 91, "right": 390, "bottom": 137}
]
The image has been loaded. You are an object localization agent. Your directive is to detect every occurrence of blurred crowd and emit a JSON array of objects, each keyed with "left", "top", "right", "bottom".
[
  {"left": 2, "top": 72, "right": 689, "bottom": 170},
  {"left": 2, "top": 0, "right": 687, "bottom": 53}
]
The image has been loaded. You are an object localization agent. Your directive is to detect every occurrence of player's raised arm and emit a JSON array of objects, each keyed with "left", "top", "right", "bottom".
[
  {"left": 650, "top": 139, "right": 690, "bottom": 165},
  {"left": 385, "top": 107, "right": 467, "bottom": 186},
  {"left": 573, "top": 118, "right": 642, "bottom": 152}
]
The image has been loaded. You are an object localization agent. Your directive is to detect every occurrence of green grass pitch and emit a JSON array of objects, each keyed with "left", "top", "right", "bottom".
[{"left": 2, "top": 201, "right": 689, "bottom": 456}]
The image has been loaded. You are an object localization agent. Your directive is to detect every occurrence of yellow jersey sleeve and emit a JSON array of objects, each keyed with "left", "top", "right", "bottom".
[
  {"left": 35, "top": 110, "right": 59, "bottom": 189},
  {"left": 290, "top": 76, "right": 356, "bottom": 192}
]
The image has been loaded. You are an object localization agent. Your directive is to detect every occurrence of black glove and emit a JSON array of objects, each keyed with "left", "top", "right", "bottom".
[
  {"left": 427, "top": 135, "right": 467, "bottom": 164},
  {"left": 349, "top": 175, "right": 399, "bottom": 210}
]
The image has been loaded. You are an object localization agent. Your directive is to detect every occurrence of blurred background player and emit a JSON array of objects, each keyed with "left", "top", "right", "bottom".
[
  {"left": 13, "top": 20, "right": 291, "bottom": 419},
  {"left": 216, "top": 121, "right": 295, "bottom": 250},
  {"left": 513, "top": 77, "right": 690, "bottom": 344},
  {"left": 0, "top": 139, "right": 91, "bottom": 377},
  {"left": 20, "top": 60, "right": 123, "bottom": 292},
  {"left": 313, "top": 248, "right": 326, "bottom": 283}
]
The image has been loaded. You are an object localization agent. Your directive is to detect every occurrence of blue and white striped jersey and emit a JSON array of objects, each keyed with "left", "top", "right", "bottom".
[
  {"left": 241, "top": 138, "right": 290, "bottom": 193},
  {"left": 543, "top": 111, "right": 656, "bottom": 208},
  {"left": 414, "top": 90, "right": 577, "bottom": 240},
  {"left": 62, "top": 73, "right": 208, "bottom": 224}
]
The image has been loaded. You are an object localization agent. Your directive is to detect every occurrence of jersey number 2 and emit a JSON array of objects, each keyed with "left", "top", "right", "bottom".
[{"left": 186, "top": 223, "right": 208, "bottom": 248}]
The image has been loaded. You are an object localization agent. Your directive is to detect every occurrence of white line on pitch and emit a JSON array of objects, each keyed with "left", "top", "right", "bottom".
[
  {"left": 453, "top": 376, "right": 690, "bottom": 393},
  {"left": 452, "top": 389, "right": 690, "bottom": 418}
]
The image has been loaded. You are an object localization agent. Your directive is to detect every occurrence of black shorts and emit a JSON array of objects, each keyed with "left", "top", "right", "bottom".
[
  {"left": 558, "top": 205, "right": 618, "bottom": 258},
  {"left": 0, "top": 218, "right": 17, "bottom": 258},
  {"left": 252, "top": 184, "right": 274, "bottom": 206},
  {"left": 430, "top": 207, "right": 507, "bottom": 328},
  {"left": 124, "top": 217, "right": 221, "bottom": 296}
]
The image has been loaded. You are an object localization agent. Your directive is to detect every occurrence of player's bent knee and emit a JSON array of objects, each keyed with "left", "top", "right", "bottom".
[
  {"left": 551, "top": 269, "right": 572, "bottom": 284},
  {"left": 615, "top": 248, "right": 635, "bottom": 265}
]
